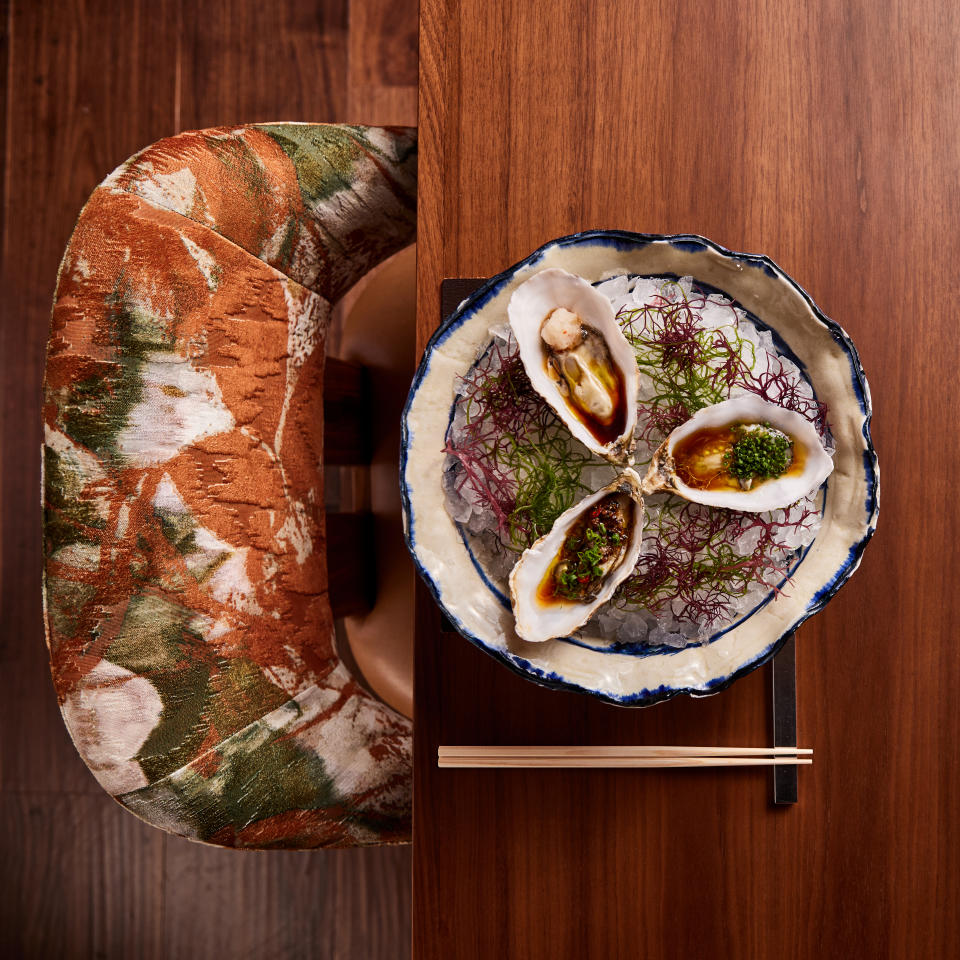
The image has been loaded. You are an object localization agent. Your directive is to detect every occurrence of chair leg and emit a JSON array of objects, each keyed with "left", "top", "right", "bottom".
[
  {"left": 323, "top": 357, "right": 372, "bottom": 466},
  {"left": 325, "top": 511, "right": 376, "bottom": 618}
]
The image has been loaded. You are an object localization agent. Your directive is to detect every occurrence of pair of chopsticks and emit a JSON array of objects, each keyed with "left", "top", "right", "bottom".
[{"left": 438, "top": 745, "right": 812, "bottom": 769}]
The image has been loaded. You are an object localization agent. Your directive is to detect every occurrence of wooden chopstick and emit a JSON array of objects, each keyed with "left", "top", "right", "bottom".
[
  {"left": 441, "top": 745, "right": 811, "bottom": 758},
  {"left": 439, "top": 757, "right": 811, "bottom": 768},
  {"left": 438, "top": 745, "right": 812, "bottom": 769}
]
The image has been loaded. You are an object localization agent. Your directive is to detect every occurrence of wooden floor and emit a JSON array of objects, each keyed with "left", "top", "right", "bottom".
[{"left": 0, "top": 2, "right": 416, "bottom": 957}]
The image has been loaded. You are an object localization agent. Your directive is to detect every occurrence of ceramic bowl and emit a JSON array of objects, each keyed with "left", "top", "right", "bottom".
[{"left": 401, "top": 231, "right": 878, "bottom": 706}]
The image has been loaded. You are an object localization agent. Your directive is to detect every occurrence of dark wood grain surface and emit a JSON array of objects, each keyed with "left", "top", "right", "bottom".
[
  {"left": 0, "top": 1, "right": 416, "bottom": 957},
  {"left": 414, "top": 1, "right": 960, "bottom": 958}
]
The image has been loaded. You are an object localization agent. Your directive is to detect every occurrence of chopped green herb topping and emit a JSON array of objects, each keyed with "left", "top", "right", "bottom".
[
  {"left": 554, "top": 497, "right": 628, "bottom": 601},
  {"left": 444, "top": 280, "right": 827, "bottom": 631},
  {"left": 725, "top": 424, "right": 792, "bottom": 480}
]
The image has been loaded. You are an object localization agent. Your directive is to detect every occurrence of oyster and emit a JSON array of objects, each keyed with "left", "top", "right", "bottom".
[
  {"left": 641, "top": 395, "right": 833, "bottom": 511},
  {"left": 508, "top": 268, "right": 639, "bottom": 464},
  {"left": 509, "top": 469, "right": 645, "bottom": 643}
]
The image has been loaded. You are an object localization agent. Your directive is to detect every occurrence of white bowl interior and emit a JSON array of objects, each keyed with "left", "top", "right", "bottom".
[{"left": 402, "top": 234, "right": 876, "bottom": 705}]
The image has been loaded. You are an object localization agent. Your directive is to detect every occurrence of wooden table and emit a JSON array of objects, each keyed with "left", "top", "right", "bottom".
[{"left": 413, "top": 1, "right": 959, "bottom": 957}]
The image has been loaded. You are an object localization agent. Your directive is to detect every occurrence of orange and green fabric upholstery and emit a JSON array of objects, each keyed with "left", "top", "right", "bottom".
[{"left": 42, "top": 124, "right": 416, "bottom": 848}]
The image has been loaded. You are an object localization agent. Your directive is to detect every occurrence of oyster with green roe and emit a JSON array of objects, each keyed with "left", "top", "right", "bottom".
[{"left": 642, "top": 395, "right": 833, "bottom": 511}]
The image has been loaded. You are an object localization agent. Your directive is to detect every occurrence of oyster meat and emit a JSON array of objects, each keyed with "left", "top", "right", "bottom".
[
  {"left": 508, "top": 268, "right": 639, "bottom": 464},
  {"left": 509, "top": 469, "right": 645, "bottom": 643},
  {"left": 642, "top": 395, "right": 833, "bottom": 511}
]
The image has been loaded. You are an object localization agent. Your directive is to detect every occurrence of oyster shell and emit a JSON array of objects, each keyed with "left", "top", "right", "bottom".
[
  {"left": 641, "top": 395, "right": 833, "bottom": 511},
  {"left": 508, "top": 268, "right": 639, "bottom": 464},
  {"left": 509, "top": 469, "right": 645, "bottom": 643}
]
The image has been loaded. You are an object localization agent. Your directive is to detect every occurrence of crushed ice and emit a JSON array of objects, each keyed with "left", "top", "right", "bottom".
[{"left": 442, "top": 275, "right": 827, "bottom": 650}]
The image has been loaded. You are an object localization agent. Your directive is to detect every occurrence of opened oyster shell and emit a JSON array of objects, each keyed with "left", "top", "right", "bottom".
[
  {"left": 509, "top": 469, "right": 645, "bottom": 643},
  {"left": 641, "top": 395, "right": 833, "bottom": 511},
  {"left": 508, "top": 268, "right": 639, "bottom": 464}
]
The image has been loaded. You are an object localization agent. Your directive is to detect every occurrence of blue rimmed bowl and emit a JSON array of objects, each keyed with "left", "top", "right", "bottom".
[{"left": 401, "top": 231, "right": 878, "bottom": 706}]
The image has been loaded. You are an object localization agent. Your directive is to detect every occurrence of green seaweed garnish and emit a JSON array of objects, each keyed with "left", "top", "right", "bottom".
[
  {"left": 443, "top": 280, "right": 825, "bottom": 630},
  {"left": 445, "top": 343, "right": 597, "bottom": 549},
  {"left": 615, "top": 286, "right": 756, "bottom": 442}
]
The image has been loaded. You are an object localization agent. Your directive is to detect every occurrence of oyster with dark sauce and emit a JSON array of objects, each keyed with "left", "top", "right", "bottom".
[
  {"left": 508, "top": 268, "right": 639, "bottom": 464},
  {"left": 509, "top": 469, "right": 645, "bottom": 643}
]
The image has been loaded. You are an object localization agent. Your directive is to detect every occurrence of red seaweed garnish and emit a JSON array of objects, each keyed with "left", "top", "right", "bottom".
[
  {"left": 617, "top": 290, "right": 757, "bottom": 446},
  {"left": 444, "top": 340, "right": 596, "bottom": 547},
  {"left": 616, "top": 499, "right": 819, "bottom": 627},
  {"left": 739, "top": 353, "right": 831, "bottom": 439},
  {"left": 442, "top": 277, "right": 830, "bottom": 638}
]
